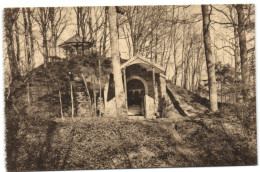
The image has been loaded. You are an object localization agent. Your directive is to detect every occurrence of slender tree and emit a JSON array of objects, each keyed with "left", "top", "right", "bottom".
[
  {"left": 27, "top": 8, "right": 35, "bottom": 66},
  {"left": 201, "top": 5, "right": 218, "bottom": 112},
  {"left": 213, "top": 5, "right": 240, "bottom": 102},
  {"left": 4, "top": 8, "right": 21, "bottom": 81},
  {"left": 48, "top": 7, "right": 70, "bottom": 58},
  {"left": 108, "top": 6, "right": 127, "bottom": 117},
  {"left": 34, "top": 8, "right": 50, "bottom": 68},
  {"left": 102, "top": 7, "right": 108, "bottom": 56},
  {"left": 235, "top": 4, "right": 249, "bottom": 100},
  {"left": 14, "top": 21, "right": 20, "bottom": 67},
  {"left": 22, "top": 8, "right": 31, "bottom": 70}
]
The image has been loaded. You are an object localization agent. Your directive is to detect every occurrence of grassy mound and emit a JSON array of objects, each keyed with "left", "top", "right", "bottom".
[{"left": 5, "top": 56, "right": 257, "bottom": 171}]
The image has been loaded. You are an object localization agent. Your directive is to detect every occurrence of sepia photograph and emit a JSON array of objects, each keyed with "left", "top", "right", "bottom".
[{"left": 2, "top": 1, "right": 257, "bottom": 171}]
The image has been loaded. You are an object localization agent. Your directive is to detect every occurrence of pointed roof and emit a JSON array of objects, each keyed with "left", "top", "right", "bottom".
[
  {"left": 59, "top": 34, "right": 93, "bottom": 50},
  {"left": 62, "top": 34, "right": 85, "bottom": 44},
  {"left": 121, "top": 54, "right": 165, "bottom": 74}
]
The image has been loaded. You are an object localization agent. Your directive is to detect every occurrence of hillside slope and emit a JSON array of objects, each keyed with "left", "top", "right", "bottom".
[
  {"left": 5, "top": 58, "right": 257, "bottom": 171},
  {"left": 166, "top": 81, "right": 208, "bottom": 116}
]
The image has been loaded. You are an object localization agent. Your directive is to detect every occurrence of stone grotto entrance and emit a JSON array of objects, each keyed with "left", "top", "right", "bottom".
[{"left": 127, "top": 79, "right": 145, "bottom": 116}]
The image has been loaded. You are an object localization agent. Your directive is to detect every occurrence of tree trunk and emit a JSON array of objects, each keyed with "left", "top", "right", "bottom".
[
  {"left": 49, "top": 8, "right": 56, "bottom": 58},
  {"left": 14, "top": 21, "right": 20, "bottom": 66},
  {"left": 23, "top": 8, "right": 31, "bottom": 71},
  {"left": 173, "top": 48, "right": 178, "bottom": 85},
  {"left": 173, "top": 26, "right": 178, "bottom": 85},
  {"left": 76, "top": 7, "right": 80, "bottom": 35},
  {"left": 201, "top": 5, "right": 218, "bottom": 112},
  {"left": 184, "top": 56, "right": 189, "bottom": 90},
  {"left": 27, "top": 8, "right": 34, "bottom": 66},
  {"left": 171, "top": 6, "right": 178, "bottom": 85},
  {"left": 103, "top": 7, "right": 108, "bottom": 57},
  {"left": 36, "top": 8, "right": 50, "bottom": 68},
  {"left": 108, "top": 6, "right": 127, "bottom": 117},
  {"left": 155, "top": 31, "right": 158, "bottom": 63},
  {"left": 4, "top": 9, "right": 20, "bottom": 81},
  {"left": 235, "top": 4, "right": 249, "bottom": 101},
  {"left": 43, "top": 37, "right": 48, "bottom": 68},
  {"left": 233, "top": 26, "right": 240, "bottom": 102},
  {"left": 234, "top": 27, "right": 240, "bottom": 81}
]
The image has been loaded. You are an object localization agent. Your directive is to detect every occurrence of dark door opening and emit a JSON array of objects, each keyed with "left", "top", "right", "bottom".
[{"left": 127, "top": 79, "right": 145, "bottom": 116}]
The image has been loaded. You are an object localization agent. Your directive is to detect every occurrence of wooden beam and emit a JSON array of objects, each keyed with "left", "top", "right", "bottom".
[
  {"left": 123, "top": 68, "right": 128, "bottom": 114},
  {"left": 70, "top": 82, "right": 74, "bottom": 119},
  {"left": 98, "top": 57, "right": 102, "bottom": 117},
  {"left": 59, "top": 90, "right": 64, "bottom": 120},
  {"left": 152, "top": 66, "right": 156, "bottom": 116}
]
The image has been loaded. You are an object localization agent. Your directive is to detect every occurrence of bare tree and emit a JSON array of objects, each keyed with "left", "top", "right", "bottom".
[
  {"left": 102, "top": 7, "right": 108, "bottom": 56},
  {"left": 125, "top": 6, "right": 165, "bottom": 57},
  {"left": 49, "top": 7, "right": 70, "bottom": 57},
  {"left": 33, "top": 8, "right": 50, "bottom": 68},
  {"left": 74, "top": 7, "right": 90, "bottom": 39},
  {"left": 235, "top": 4, "right": 249, "bottom": 100},
  {"left": 22, "top": 8, "right": 33, "bottom": 106},
  {"left": 27, "top": 8, "right": 35, "bottom": 67},
  {"left": 108, "top": 6, "right": 127, "bottom": 117},
  {"left": 22, "top": 8, "right": 32, "bottom": 71},
  {"left": 201, "top": 5, "right": 218, "bottom": 112},
  {"left": 4, "top": 8, "right": 21, "bottom": 81},
  {"left": 212, "top": 5, "right": 241, "bottom": 102},
  {"left": 171, "top": 6, "right": 181, "bottom": 85}
]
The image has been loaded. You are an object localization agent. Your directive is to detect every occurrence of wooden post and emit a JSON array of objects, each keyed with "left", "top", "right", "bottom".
[
  {"left": 104, "top": 77, "right": 109, "bottom": 111},
  {"left": 27, "top": 81, "right": 30, "bottom": 106},
  {"left": 123, "top": 68, "right": 128, "bottom": 114},
  {"left": 152, "top": 66, "right": 156, "bottom": 116},
  {"left": 94, "top": 90, "right": 97, "bottom": 117},
  {"left": 98, "top": 57, "right": 102, "bottom": 117},
  {"left": 59, "top": 90, "right": 64, "bottom": 120},
  {"left": 70, "top": 82, "right": 74, "bottom": 119}
]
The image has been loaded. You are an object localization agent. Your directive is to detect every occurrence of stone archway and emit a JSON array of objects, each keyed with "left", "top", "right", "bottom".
[
  {"left": 126, "top": 76, "right": 148, "bottom": 116},
  {"left": 127, "top": 76, "right": 148, "bottom": 95}
]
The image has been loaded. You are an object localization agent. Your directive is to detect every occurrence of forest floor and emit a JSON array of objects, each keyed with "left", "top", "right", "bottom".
[{"left": 5, "top": 99, "right": 257, "bottom": 171}]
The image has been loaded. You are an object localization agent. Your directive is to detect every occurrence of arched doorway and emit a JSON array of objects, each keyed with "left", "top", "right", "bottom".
[{"left": 127, "top": 78, "right": 146, "bottom": 116}]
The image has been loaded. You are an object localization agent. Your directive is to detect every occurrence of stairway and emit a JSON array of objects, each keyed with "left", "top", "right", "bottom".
[{"left": 73, "top": 75, "right": 91, "bottom": 117}]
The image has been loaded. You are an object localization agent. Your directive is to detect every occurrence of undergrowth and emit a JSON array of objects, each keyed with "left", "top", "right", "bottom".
[{"left": 176, "top": 98, "right": 257, "bottom": 166}]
